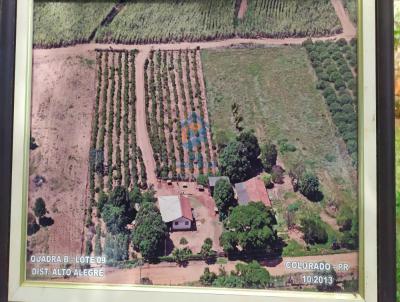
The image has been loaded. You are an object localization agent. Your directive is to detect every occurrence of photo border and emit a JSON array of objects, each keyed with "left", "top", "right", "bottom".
[{"left": 0, "top": 0, "right": 393, "bottom": 301}]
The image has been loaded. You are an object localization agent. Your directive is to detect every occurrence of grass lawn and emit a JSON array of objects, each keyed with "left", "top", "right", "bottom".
[{"left": 201, "top": 46, "right": 357, "bottom": 208}]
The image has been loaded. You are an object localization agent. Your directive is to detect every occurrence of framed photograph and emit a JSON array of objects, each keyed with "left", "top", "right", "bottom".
[{"left": 0, "top": 0, "right": 395, "bottom": 301}]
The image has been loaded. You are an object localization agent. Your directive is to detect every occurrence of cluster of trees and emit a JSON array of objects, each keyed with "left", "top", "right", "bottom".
[
  {"left": 200, "top": 261, "right": 271, "bottom": 289},
  {"left": 28, "top": 198, "right": 54, "bottom": 236},
  {"left": 289, "top": 163, "right": 322, "bottom": 202},
  {"left": 220, "top": 202, "right": 279, "bottom": 257},
  {"left": 304, "top": 39, "right": 358, "bottom": 165},
  {"left": 131, "top": 202, "right": 167, "bottom": 260},
  {"left": 93, "top": 185, "right": 166, "bottom": 262}
]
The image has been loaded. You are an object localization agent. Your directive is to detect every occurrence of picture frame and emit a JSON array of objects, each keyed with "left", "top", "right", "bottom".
[{"left": 0, "top": 0, "right": 395, "bottom": 301}]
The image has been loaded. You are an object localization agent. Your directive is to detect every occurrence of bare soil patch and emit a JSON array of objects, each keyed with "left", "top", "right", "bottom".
[{"left": 28, "top": 50, "right": 96, "bottom": 257}]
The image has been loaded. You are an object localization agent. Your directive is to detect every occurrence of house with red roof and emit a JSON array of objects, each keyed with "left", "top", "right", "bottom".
[
  {"left": 158, "top": 195, "right": 193, "bottom": 231},
  {"left": 234, "top": 176, "right": 272, "bottom": 207}
]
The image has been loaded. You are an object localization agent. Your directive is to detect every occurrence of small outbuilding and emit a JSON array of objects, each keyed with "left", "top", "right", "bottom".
[
  {"left": 158, "top": 195, "right": 193, "bottom": 231},
  {"left": 234, "top": 176, "right": 272, "bottom": 207}
]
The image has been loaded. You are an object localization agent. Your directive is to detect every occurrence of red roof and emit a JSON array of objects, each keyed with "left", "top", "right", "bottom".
[
  {"left": 235, "top": 177, "right": 271, "bottom": 207},
  {"left": 179, "top": 195, "right": 193, "bottom": 220}
]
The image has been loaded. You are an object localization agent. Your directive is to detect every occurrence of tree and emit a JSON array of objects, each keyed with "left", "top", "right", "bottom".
[
  {"left": 196, "top": 174, "right": 209, "bottom": 187},
  {"left": 97, "top": 190, "right": 108, "bottom": 213},
  {"left": 101, "top": 186, "right": 136, "bottom": 234},
  {"left": 236, "top": 131, "right": 260, "bottom": 164},
  {"left": 341, "top": 213, "right": 358, "bottom": 249},
  {"left": 298, "top": 171, "right": 321, "bottom": 201},
  {"left": 214, "top": 178, "right": 236, "bottom": 221},
  {"left": 27, "top": 213, "right": 39, "bottom": 235},
  {"left": 300, "top": 215, "right": 328, "bottom": 244},
  {"left": 172, "top": 247, "right": 192, "bottom": 266},
  {"left": 142, "top": 188, "right": 157, "bottom": 203},
  {"left": 260, "top": 142, "right": 277, "bottom": 172},
  {"left": 220, "top": 202, "right": 278, "bottom": 255},
  {"left": 200, "top": 268, "right": 217, "bottom": 286},
  {"left": 129, "top": 186, "right": 142, "bottom": 205},
  {"left": 234, "top": 261, "right": 271, "bottom": 289},
  {"left": 200, "top": 238, "right": 215, "bottom": 262},
  {"left": 219, "top": 141, "right": 252, "bottom": 183},
  {"left": 131, "top": 202, "right": 167, "bottom": 260},
  {"left": 211, "top": 261, "right": 270, "bottom": 289},
  {"left": 336, "top": 204, "right": 354, "bottom": 231},
  {"left": 104, "top": 234, "right": 129, "bottom": 262},
  {"left": 33, "top": 198, "right": 46, "bottom": 218}
]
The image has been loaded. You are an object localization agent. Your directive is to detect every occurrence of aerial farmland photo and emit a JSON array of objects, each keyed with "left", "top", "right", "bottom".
[{"left": 27, "top": 0, "right": 359, "bottom": 293}]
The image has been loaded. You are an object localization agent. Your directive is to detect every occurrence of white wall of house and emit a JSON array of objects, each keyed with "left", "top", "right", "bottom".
[{"left": 171, "top": 217, "right": 192, "bottom": 230}]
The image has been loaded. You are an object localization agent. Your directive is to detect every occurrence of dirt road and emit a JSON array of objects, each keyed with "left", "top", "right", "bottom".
[
  {"left": 238, "top": 0, "right": 248, "bottom": 19},
  {"left": 135, "top": 49, "right": 157, "bottom": 185},
  {"left": 331, "top": 0, "right": 357, "bottom": 38},
  {"left": 73, "top": 252, "right": 357, "bottom": 285}
]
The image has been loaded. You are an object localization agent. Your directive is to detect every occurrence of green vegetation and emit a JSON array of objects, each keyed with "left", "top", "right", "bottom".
[
  {"left": 33, "top": 197, "right": 46, "bottom": 218},
  {"left": 202, "top": 46, "right": 357, "bottom": 210},
  {"left": 237, "top": 0, "right": 341, "bottom": 38},
  {"left": 131, "top": 202, "right": 167, "bottom": 260},
  {"left": 200, "top": 261, "right": 270, "bottom": 289},
  {"left": 298, "top": 171, "right": 322, "bottom": 201},
  {"left": 342, "top": 0, "right": 357, "bottom": 25},
  {"left": 300, "top": 214, "right": 328, "bottom": 244},
  {"left": 260, "top": 141, "right": 277, "bottom": 172},
  {"left": 96, "top": 0, "right": 236, "bottom": 44},
  {"left": 213, "top": 178, "right": 236, "bottom": 221},
  {"left": 34, "top": 0, "right": 342, "bottom": 48},
  {"left": 220, "top": 202, "right": 279, "bottom": 257},
  {"left": 304, "top": 39, "right": 358, "bottom": 165},
  {"left": 33, "top": 0, "right": 115, "bottom": 47}
]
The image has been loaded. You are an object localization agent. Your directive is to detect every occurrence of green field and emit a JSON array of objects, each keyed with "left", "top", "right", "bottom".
[
  {"left": 95, "top": 0, "right": 236, "bottom": 44},
  {"left": 342, "top": 0, "right": 358, "bottom": 25},
  {"left": 33, "top": 0, "right": 343, "bottom": 47},
  {"left": 237, "top": 0, "right": 342, "bottom": 38},
  {"left": 201, "top": 47, "right": 357, "bottom": 208},
  {"left": 33, "top": 0, "right": 115, "bottom": 47}
]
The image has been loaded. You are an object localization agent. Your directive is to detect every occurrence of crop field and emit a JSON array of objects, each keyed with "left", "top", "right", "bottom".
[
  {"left": 34, "top": 0, "right": 344, "bottom": 47},
  {"left": 95, "top": 0, "right": 236, "bottom": 44},
  {"left": 33, "top": 0, "right": 115, "bottom": 47},
  {"left": 144, "top": 49, "right": 217, "bottom": 180},
  {"left": 201, "top": 46, "right": 357, "bottom": 208},
  {"left": 304, "top": 39, "right": 358, "bottom": 164},
  {"left": 342, "top": 0, "right": 358, "bottom": 25},
  {"left": 87, "top": 49, "right": 144, "bottom": 220},
  {"left": 236, "top": 0, "right": 342, "bottom": 38}
]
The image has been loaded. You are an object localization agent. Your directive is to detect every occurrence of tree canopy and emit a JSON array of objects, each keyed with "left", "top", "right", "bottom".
[
  {"left": 236, "top": 131, "right": 261, "bottom": 164},
  {"left": 298, "top": 171, "right": 322, "bottom": 201},
  {"left": 218, "top": 141, "right": 253, "bottom": 183},
  {"left": 33, "top": 197, "right": 46, "bottom": 218},
  {"left": 260, "top": 141, "right": 277, "bottom": 172},
  {"left": 131, "top": 202, "right": 167, "bottom": 260},
  {"left": 213, "top": 178, "right": 236, "bottom": 220},
  {"left": 101, "top": 186, "right": 136, "bottom": 234},
  {"left": 220, "top": 202, "right": 278, "bottom": 255},
  {"left": 300, "top": 214, "right": 328, "bottom": 244},
  {"left": 203, "top": 261, "right": 270, "bottom": 289}
]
